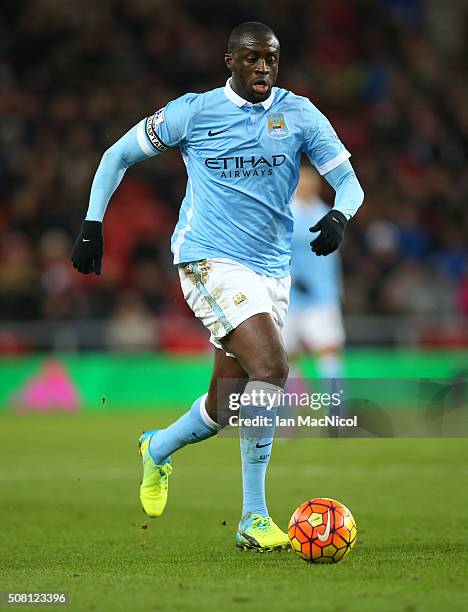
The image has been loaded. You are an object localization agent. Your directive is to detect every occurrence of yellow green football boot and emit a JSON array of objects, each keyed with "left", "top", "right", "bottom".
[
  {"left": 139, "top": 430, "right": 172, "bottom": 518},
  {"left": 236, "top": 513, "right": 291, "bottom": 552}
]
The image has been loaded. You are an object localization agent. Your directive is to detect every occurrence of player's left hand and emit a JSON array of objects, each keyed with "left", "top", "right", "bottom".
[{"left": 309, "top": 210, "right": 348, "bottom": 256}]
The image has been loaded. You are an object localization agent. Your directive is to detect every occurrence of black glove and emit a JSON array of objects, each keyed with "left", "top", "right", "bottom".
[
  {"left": 309, "top": 210, "right": 348, "bottom": 256},
  {"left": 70, "top": 220, "right": 103, "bottom": 275}
]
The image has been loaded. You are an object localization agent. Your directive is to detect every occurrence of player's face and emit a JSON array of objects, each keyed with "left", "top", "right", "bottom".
[{"left": 225, "top": 36, "right": 280, "bottom": 104}]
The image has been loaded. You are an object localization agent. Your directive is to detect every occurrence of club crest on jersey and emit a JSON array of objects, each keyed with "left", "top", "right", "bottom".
[{"left": 267, "top": 112, "right": 289, "bottom": 139}]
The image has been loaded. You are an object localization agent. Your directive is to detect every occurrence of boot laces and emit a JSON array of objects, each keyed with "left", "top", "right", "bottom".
[
  {"left": 251, "top": 515, "right": 272, "bottom": 531},
  {"left": 158, "top": 464, "right": 172, "bottom": 489}
]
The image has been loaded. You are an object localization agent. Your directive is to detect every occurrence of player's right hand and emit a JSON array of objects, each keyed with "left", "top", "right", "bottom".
[{"left": 70, "top": 220, "right": 104, "bottom": 275}]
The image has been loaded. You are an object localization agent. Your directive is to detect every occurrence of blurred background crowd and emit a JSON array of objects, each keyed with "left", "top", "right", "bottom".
[{"left": 0, "top": 0, "right": 467, "bottom": 352}]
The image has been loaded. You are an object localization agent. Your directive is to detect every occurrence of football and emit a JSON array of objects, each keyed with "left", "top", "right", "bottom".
[{"left": 288, "top": 498, "right": 357, "bottom": 563}]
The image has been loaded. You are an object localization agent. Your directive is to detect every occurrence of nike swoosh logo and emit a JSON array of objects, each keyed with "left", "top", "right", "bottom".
[
  {"left": 256, "top": 442, "right": 272, "bottom": 449},
  {"left": 82, "top": 239, "right": 91, "bottom": 242},
  {"left": 316, "top": 509, "right": 331, "bottom": 542},
  {"left": 208, "top": 128, "right": 229, "bottom": 137},
  {"left": 332, "top": 217, "right": 340, "bottom": 223}
]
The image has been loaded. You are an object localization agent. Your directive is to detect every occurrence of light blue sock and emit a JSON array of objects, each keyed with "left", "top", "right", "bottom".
[
  {"left": 240, "top": 405, "right": 277, "bottom": 517},
  {"left": 240, "top": 382, "right": 281, "bottom": 518},
  {"left": 149, "top": 394, "right": 218, "bottom": 464}
]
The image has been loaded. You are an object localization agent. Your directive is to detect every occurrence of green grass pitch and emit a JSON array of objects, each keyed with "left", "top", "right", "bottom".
[{"left": 1, "top": 413, "right": 467, "bottom": 611}]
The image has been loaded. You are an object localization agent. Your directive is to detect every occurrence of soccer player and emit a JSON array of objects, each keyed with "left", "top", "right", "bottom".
[
  {"left": 283, "top": 165, "right": 345, "bottom": 380},
  {"left": 71, "top": 22, "right": 364, "bottom": 551}
]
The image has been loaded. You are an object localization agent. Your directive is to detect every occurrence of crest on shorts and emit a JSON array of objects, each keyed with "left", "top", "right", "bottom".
[
  {"left": 233, "top": 292, "right": 248, "bottom": 306},
  {"left": 267, "top": 112, "right": 289, "bottom": 138}
]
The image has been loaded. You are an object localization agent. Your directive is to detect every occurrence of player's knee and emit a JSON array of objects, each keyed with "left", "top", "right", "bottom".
[{"left": 248, "top": 349, "right": 289, "bottom": 386}]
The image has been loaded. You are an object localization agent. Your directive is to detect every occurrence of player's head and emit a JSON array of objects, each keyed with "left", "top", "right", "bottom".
[
  {"left": 295, "top": 165, "right": 321, "bottom": 205},
  {"left": 225, "top": 22, "right": 280, "bottom": 104}
]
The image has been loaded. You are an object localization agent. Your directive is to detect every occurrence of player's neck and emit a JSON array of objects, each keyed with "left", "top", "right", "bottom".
[{"left": 229, "top": 76, "right": 257, "bottom": 105}]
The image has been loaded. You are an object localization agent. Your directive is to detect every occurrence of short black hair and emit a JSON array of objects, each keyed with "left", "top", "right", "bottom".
[{"left": 227, "top": 22, "right": 279, "bottom": 53}]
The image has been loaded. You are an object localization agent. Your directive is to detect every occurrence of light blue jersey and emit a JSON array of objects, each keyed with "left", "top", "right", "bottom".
[
  {"left": 86, "top": 79, "right": 363, "bottom": 277},
  {"left": 136, "top": 79, "right": 351, "bottom": 277},
  {"left": 289, "top": 198, "right": 342, "bottom": 308}
]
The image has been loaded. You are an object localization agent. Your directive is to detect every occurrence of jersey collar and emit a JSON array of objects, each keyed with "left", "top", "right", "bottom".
[{"left": 224, "top": 78, "right": 274, "bottom": 110}]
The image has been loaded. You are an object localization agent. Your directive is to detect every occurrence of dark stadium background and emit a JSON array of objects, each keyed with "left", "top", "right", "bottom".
[
  {"left": 1, "top": 3, "right": 468, "bottom": 611},
  {"left": 0, "top": 0, "right": 467, "bottom": 407}
]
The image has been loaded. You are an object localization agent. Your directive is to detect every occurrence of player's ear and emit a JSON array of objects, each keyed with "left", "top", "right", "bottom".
[{"left": 224, "top": 53, "right": 233, "bottom": 70}]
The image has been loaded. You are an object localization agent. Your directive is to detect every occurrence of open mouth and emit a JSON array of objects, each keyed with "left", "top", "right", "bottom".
[{"left": 252, "top": 79, "right": 269, "bottom": 95}]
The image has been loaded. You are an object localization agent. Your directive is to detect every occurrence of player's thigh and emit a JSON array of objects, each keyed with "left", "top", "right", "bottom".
[
  {"left": 221, "top": 312, "right": 289, "bottom": 385},
  {"left": 205, "top": 314, "right": 289, "bottom": 424}
]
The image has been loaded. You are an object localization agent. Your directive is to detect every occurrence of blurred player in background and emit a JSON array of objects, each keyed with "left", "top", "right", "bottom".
[
  {"left": 283, "top": 165, "right": 345, "bottom": 380},
  {"left": 70, "top": 22, "right": 364, "bottom": 551}
]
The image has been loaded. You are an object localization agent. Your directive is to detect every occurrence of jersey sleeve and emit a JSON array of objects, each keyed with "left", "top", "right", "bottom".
[
  {"left": 301, "top": 99, "right": 351, "bottom": 175},
  {"left": 136, "top": 93, "right": 196, "bottom": 156}
]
